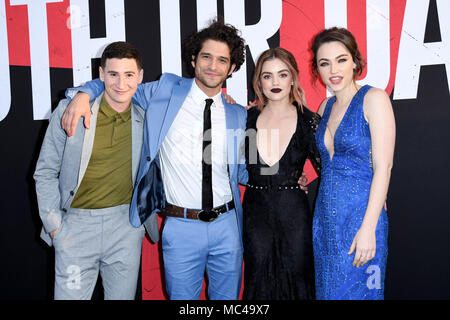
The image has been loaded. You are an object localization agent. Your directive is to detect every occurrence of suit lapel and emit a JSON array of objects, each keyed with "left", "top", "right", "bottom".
[
  {"left": 77, "top": 94, "right": 102, "bottom": 187},
  {"left": 223, "top": 96, "right": 238, "bottom": 177},
  {"left": 155, "top": 78, "right": 193, "bottom": 152},
  {"left": 131, "top": 104, "right": 145, "bottom": 185}
]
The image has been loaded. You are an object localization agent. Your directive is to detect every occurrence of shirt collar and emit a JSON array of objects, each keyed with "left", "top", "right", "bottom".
[
  {"left": 189, "top": 79, "right": 224, "bottom": 108},
  {"left": 99, "top": 96, "right": 131, "bottom": 122}
]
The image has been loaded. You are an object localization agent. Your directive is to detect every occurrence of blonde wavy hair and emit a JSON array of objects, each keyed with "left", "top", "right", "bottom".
[{"left": 252, "top": 47, "right": 306, "bottom": 111}]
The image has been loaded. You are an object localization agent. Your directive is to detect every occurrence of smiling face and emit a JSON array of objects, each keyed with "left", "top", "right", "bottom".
[
  {"left": 259, "top": 58, "right": 293, "bottom": 104},
  {"left": 191, "top": 39, "right": 236, "bottom": 97},
  {"left": 99, "top": 58, "right": 143, "bottom": 112},
  {"left": 316, "top": 41, "right": 357, "bottom": 93}
]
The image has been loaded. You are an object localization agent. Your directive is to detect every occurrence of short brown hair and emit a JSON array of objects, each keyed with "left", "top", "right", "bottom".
[
  {"left": 252, "top": 47, "right": 305, "bottom": 111},
  {"left": 310, "top": 27, "right": 366, "bottom": 82},
  {"left": 101, "top": 41, "right": 143, "bottom": 70}
]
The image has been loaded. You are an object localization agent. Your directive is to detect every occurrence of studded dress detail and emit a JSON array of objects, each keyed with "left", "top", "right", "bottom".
[
  {"left": 243, "top": 105, "right": 320, "bottom": 300},
  {"left": 313, "top": 85, "right": 388, "bottom": 300}
]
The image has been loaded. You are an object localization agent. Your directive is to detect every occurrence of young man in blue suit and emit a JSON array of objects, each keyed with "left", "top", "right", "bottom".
[
  {"left": 62, "top": 20, "right": 248, "bottom": 300},
  {"left": 34, "top": 42, "right": 146, "bottom": 299}
]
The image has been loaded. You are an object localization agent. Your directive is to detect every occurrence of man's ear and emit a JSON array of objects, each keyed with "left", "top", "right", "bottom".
[
  {"left": 138, "top": 68, "right": 144, "bottom": 84},
  {"left": 191, "top": 55, "right": 196, "bottom": 69},
  {"left": 228, "top": 63, "right": 236, "bottom": 76},
  {"left": 99, "top": 66, "right": 105, "bottom": 82}
]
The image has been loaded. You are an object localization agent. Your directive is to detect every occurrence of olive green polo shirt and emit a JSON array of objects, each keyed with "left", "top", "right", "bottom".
[{"left": 71, "top": 97, "right": 133, "bottom": 209}]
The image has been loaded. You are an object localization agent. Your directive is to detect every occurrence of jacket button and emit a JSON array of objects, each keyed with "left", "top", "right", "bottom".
[
  {"left": 62, "top": 208, "right": 67, "bottom": 213},
  {"left": 146, "top": 156, "right": 151, "bottom": 161},
  {"left": 70, "top": 191, "right": 74, "bottom": 196}
]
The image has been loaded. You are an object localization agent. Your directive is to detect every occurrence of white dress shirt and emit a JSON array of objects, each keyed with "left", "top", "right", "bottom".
[{"left": 159, "top": 80, "right": 232, "bottom": 209}]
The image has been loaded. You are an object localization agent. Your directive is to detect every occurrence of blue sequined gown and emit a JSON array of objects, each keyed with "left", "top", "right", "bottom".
[{"left": 313, "top": 85, "right": 388, "bottom": 300}]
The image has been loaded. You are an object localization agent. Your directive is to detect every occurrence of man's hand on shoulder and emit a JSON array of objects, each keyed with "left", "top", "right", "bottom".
[
  {"left": 61, "top": 92, "right": 91, "bottom": 137},
  {"left": 246, "top": 99, "right": 258, "bottom": 110},
  {"left": 50, "top": 228, "right": 58, "bottom": 239},
  {"left": 223, "top": 93, "right": 236, "bottom": 104}
]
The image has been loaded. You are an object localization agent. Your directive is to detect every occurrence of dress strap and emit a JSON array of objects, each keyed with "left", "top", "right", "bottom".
[
  {"left": 353, "top": 84, "right": 372, "bottom": 122},
  {"left": 322, "top": 96, "right": 336, "bottom": 124},
  {"left": 246, "top": 107, "right": 260, "bottom": 130}
]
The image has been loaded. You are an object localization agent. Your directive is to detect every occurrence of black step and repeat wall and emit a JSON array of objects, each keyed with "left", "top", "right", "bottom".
[{"left": 0, "top": 0, "right": 449, "bottom": 299}]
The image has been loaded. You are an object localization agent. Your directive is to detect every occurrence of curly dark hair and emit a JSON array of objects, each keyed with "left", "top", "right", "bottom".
[{"left": 182, "top": 19, "right": 246, "bottom": 78}]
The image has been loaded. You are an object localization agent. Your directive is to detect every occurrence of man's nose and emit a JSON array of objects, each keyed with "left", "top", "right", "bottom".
[
  {"left": 209, "top": 58, "right": 218, "bottom": 70},
  {"left": 117, "top": 75, "right": 126, "bottom": 88}
]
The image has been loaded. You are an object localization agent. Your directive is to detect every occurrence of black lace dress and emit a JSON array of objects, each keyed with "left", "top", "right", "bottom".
[{"left": 243, "top": 105, "right": 321, "bottom": 300}]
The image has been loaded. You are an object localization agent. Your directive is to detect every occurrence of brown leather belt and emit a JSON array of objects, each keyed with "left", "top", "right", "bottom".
[{"left": 160, "top": 200, "right": 235, "bottom": 222}]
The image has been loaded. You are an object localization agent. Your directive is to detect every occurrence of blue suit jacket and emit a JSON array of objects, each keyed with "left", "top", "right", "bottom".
[{"left": 67, "top": 73, "right": 248, "bottom": 243}]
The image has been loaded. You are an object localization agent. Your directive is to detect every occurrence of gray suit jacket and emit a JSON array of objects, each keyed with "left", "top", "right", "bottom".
[{"left": 34, "top": 95, "right": 145, "bottom": 246}]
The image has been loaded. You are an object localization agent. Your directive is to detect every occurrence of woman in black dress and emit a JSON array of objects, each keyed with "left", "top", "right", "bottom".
[{"left": 243, "top": 48, "right": 320, "bottom": 300}]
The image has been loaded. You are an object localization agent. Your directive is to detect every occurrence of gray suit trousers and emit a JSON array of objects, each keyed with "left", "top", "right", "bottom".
[{"left": 53, "top": 204, "right": 145, "bottom": 300}]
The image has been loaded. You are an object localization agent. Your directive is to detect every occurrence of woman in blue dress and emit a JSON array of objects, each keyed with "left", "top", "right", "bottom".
[{"left": 310, "top": 27, "right": 396, "bottom": 299}]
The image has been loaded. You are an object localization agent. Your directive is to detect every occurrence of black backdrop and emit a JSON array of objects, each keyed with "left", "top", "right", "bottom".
[{"left": 1, "top": 0, "right": 449, "bottom": 300}]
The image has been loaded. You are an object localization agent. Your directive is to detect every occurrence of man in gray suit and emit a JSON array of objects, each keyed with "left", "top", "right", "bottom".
[{"left": 34, "top": 42, "right": 146, "bottom": 300}]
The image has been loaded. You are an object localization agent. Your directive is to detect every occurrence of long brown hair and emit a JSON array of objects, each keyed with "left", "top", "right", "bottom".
[
  {"left": 252, "top": 47, "right": 305, "bottom": 111},
  {"left": 310, "top": 27, "right": 366, "bottom": 82}
]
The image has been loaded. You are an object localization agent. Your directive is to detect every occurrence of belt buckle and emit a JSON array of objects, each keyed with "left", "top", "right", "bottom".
[{"left": 197, "top": 209, "right": 219, "bottom": 222}]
